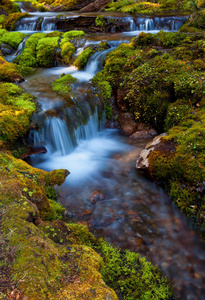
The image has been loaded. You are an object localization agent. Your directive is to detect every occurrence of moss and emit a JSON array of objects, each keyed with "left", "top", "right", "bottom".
[
  {"left": 60, "top": 30, "right": 84, "bottom": 49},
  {"left": 0, "top": 83, "right": 35, "bottom": 144},
  {"left": 61, "top": 41, "right": 75, "bottom": 64},
  {"left": 149, "top": 108, "right": 205, "bottom": 230},
  {"left": 95, "top": 15, "right": 106, "bottom": 28},
  {"left": 36, "top": 36, "right": 60, "bottom": 67},
  {"left": 105, "top": 0, "right": 201, "bottom": 13},
  {"left": 0, "top": 29, "right": 26, "bottom": 49},
  {"left": 3, "top": 12, "right": 28, "bottom": 31},
  {"left": 0, "top": 57, "right": 23, "bottom": 82},
  {"left": 96, "top": 239, "right": 173, "bottom": 300},
  {"left": 0, "top": 0, "right": 18, "bottom": 14},
  {"left": 74, "top": 47, "right": 94, "bottom": 70},
  {"left": 51, "top": 74, "right": 77, "bottom": 95}
]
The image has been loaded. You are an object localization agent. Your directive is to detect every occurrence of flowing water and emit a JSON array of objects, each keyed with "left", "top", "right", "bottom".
[{"left": 15, "top": 4, "right": 205, "bottom": 299}]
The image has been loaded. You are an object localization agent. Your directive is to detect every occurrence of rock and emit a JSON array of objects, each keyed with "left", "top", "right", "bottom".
[
  {"left": 90, "top": 190, "right": 104, "bottom": 204},
  {"left": 81, "top": 209, "right": 93, "bottom": 217},
  {"left": 129, "top": 129, "right": 157, "bottom": 139},
  {"left": 0, "top": 44, "right": 14, "bottom": 56},
  {"left": 22, "top": 146, "right": 47, "bottom": 159},
  {"left": 136, "top": 133, "right": 167, "bottom": 170},
  {"left": 80, "top": 0, "right": 112, "bottom": 12},
  {"left": 118, "top": 113, "right": 138, "bottom": 135}
]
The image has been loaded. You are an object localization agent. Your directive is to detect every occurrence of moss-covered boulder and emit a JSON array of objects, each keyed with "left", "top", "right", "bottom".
[
  {"left": 36, "top": 36, "right": 60, "bottom": 67},
  {"left": 74, "top": 47, "right": 95, "bottom": 69},
  {"left": 0, "top": 29, "right": 26, "bottom": 49},
  {"left": 14, "top": 33, "right": 60, "bottom": 68},
  {"left": 0, "top": 83, "right": 35, "bottom": 145},
  {"left": 51, "top": 73, "right": 77, "bottom": 95},
  {"left": 0, "top": 57, "right": 23, "bottom": 82},
  {"left": 3, "top": 12, "right": 28, "bottom": 31}
]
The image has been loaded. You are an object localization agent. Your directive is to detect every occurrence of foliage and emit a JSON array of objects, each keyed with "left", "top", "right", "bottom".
[
  {"left": 51, "top": 74, "right": 77, "bottom": 95},
  {"left": 36, "top": 36, "right": 60, "bottom": 67}
]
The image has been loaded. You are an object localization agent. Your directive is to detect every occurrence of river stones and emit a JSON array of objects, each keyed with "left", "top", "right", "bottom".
[{"left": 90, "top": 190, "right": 104, "bottom": 204}]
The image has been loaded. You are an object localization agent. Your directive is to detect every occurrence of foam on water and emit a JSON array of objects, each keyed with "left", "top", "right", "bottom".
[{"left": 35, "top": 129, "right": 130, "bottom": 185}]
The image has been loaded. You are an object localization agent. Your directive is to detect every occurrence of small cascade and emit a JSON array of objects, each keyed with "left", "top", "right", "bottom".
[
  {"left": 41, "top": 17, "right": 57, "bottom": 31},
  {"left": 145, "top": 19, "right": 155, "bottom": 31},
  {"left": 5, "top": 38, "right": 27, "bottom": 62},
  {"left": 17, "top": 1, "right": 37, "bottom": 13},
  {"left": 85, "top": 47, "right": 112, "bottom": 76},
  {"left": 14, "top": 38, "right": 27, "bottom": 57},
  {"left": 16, "top": 17, "right": 39, "bottom": 31},
  {"left": 15, "top": 15, "right": 187, "bottom": 33},
  {"left": 31, "top": 117, "right": 75, "bottom": 156}
]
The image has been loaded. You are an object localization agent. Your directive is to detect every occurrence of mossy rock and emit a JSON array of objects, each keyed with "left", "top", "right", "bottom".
[
  {"left": 36, "top": 36, "right": 60, "bottom": 67},
  {"left": 0, "top": 29, "right": 26, "bottom": 49},
  {"left": 3, "top": 12, "right": 28, "bottom": 31},
  {"left": 74, "top": 47, "right": 94, "bottom": 70},
  {"left": 51, "top": 73, "right": 77, "bottom": 95},
  {"left": 0, "top": 57, "right": 23, "bottom": 82},
  {"left": 61, "top": 41, "right": 75, "bottom": 64}
]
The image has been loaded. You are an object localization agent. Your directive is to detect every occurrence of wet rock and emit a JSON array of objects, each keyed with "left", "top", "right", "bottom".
[
  {"left": 0, "top": 44, "right": 14, "bottom": 56},
  {"left": 80, "top": 0, "right": 112, "bottom": 12},
  {"left": 136, "top": 133, "right": 167, "bottom": 170},
  {"left": 118, "top": 112, "right": 138, "bottom": 135},
  {"left": 22, "top": 146, "right": 47, "bottom": 160},
  {"left": 81, "top": 209, "right": 93, "bottom": 217},
  {"left": 90, "top": 190, "right": 104, "bottom": 204},
  {"left": 129, "top": 129, "right": 157, "bottom": 140}
]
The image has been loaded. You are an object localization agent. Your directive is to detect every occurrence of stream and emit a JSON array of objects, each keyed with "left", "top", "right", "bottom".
[{"left": 12, "top": 4, "right": 205, "bottom": 299}]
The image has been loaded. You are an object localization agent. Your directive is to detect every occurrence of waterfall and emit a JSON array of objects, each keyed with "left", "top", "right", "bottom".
[
  {"left": 145, "top": 19, "right": 155, "bottom": 31},
  {"left": 16, "top": 17, "right": 39, "bottom": 31},
  {"left": 31, "top": 117, "right": 75, "bottom": 156},
  {"left": 15, "top": 15, "right": 187, "bottom": 33},
  {"left": 41, "top": 17, "right": 57, "bottom": 31}
]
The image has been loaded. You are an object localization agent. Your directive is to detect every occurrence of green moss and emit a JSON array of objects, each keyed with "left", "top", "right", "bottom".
[
  {"left": 96, "top": 239, "right": 173, "bottom": 300},
  {"left": 60, "top": 30, "right": 85, "bottom": 48},
  {"left": 95, "top": 15, "right": 106, "bottom": 28},
  {"left": 0, "top": 57, "right": 23, "bottom": 82},
  {"left": 3, "top": 12, "right": 28, "bottom": 31},
  {"left": 36, "top": 36, "right": 60, "bottom": 67},
  {"left": 51, "top": 74, "right": 77, "bottom": 95},
  {"left": 61, "top": 41, "right": 75, "bottom": 64},
  {"left": 0, "top": 82, "right": 35, "bottom": 144},
  {"left": 0, "top": 29, "right": 26, "bottom": 49},
  {"left": 74, "top": 47, "right": 94, "bottom": 70},
  {"left": 0, "top": 0, "right": 18, "bottom": 14}
]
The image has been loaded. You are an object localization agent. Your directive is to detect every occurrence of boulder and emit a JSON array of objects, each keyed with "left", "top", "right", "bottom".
[
  {"left": 118, "top": 112, "right": 138, "bottom": 135},
  {"left": 129, "top": 129, "right": 157, "bottom": 139},
  {"left": 136, "top": 133, "right": 167, "bottom": 170}
]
